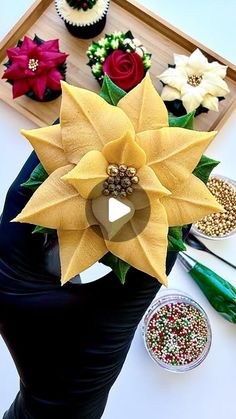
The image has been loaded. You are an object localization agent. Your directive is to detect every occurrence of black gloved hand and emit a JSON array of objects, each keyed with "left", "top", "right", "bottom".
[{"left": 0, "top": 152, "right": 178, "bottom": 419}]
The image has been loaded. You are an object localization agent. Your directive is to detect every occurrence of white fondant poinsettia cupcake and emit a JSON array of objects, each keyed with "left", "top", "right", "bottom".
[{"left": 158, "top": 48, "right": 230, "bottom": 116}]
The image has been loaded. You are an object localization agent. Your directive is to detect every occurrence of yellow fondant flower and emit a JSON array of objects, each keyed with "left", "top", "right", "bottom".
[
  {"left": 14, "top": 74, "right": 222, "bottom": 286},
  {"left": 158, "top": 48, "right": 229, "bottom": 113}
]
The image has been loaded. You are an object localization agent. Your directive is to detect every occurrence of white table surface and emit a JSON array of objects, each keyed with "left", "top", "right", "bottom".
[{"left": 0, "top": 1, "right": 236, "bottom": 418}]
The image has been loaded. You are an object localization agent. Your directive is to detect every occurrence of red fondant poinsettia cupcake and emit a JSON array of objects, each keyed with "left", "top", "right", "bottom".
[{"left": 2, "top": 35, "right": 68, "bottom": 102}]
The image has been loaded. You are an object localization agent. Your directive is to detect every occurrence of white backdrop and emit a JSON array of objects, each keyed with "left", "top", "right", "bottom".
[{"left": 0, "top": 1, "right": 236, "bottom": 418}]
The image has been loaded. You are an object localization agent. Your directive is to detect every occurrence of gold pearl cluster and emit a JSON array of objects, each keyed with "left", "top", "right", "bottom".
[
  {"left": 196, "top": 177, "right": 236, "bottom": 237},
  {"left": 103, "top": 164, "right": 139, "bottom": 198},
  {"left": 187, "top": 74, "right": 203, "bottom": 87},
  {"left": 28, "top": 58, "right": 39, "bottom": 72}
]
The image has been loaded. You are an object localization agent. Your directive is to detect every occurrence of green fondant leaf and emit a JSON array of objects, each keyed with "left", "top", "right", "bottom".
[
  {"left": 100, "top": 252, "right": 130, "bottom": 285},
  {"left": 124, "top": 30, "right": 134, "bottom": 39},
  {"left": 100, "top": 74, "right": 126, "bottom": 106},
  {"left": 33, "top": 34, "right": 44, "bottom": 45},
  {"left": 32, "top": 225, "right": 56, "bottom": 235},
  {"left": 168, "top": 226, "right": 186, "bottom": 252},
  {"left": 168, "top": 111, "right": 195, "bottom": 130},
  {"left": 193, "top": 155, "right": 220, "bottom": 184},
  {"left": 21, "top": 163, "right": 48, "bottom": 191}
]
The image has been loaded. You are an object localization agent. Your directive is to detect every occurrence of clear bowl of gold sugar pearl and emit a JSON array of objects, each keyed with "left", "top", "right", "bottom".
[{"left": 192, "top": 174, "right": 236, "bottom": 240}]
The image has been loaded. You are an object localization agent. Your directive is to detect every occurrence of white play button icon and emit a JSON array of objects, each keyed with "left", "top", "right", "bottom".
[
  {"left": 91, "top": 195, "right": 135, "bottom": 240},
  {"left": 108, "top": 197, "right": 131, "bottom": 222},
  {"left": 88, "top": 183, "right": 150, "bottom": 241}
]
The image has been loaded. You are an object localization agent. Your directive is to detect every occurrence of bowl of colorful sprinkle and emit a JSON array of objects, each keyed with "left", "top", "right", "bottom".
[
  {"left": 192, "top": 175, "right": 236, "bottom": 240},
  {"left": 142, "top": 290, "right": 212, "bottom": 372}
]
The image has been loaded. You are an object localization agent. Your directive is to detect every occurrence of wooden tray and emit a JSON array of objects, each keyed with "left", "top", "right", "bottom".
[{"left": 0, "top": 0, "right": 236, "bottom": 131}]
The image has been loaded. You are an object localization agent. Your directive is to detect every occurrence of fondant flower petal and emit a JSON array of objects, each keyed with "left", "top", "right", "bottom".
[
  {"left": 20, "top": 36, "right": 37, "bottom": 53},
  {"left": 21, "top": 125, "right": 68, "bottom": 174},
  {"left": 39, "top": 50, "right": 68, "bottom": 65},
  {"left": 181, "top": 87, "right": 204, "bottom": 113},
  {"left": 6, "top": 46, "right": 21, "bottom": 60},
  {"left": 60, "top": 82, "right": 135, "bottom": 164},
  {"left": 106, "top": 200, "right": 168, "bottom": 285},
  {"left": 102, "top": 132, "right": 146, "bottom": 169},
  {"left": 47, "top": 68, "right": 63, "bottom": 90},
  {"left": 2, "top": 62, "right": 27, "bottom": 80},
  {"left": 160, "top": 85, "right": 181, "bottom": 101},
  {"left": 201, "top": 72, "right": 230, "bottom": 97},
  {"left": 13, "top": 165, "right": 96, "bottom": 230},
  {"left": 180, "top": 83, "right": 206, "bottom": 96},
  {"left": 136, "top": 127, "right": 216, "bottom": 191},
  {"left": 58, "top": 227, "right": 107, "bottom": 284},
  {"left": 62, "top": 150, "right": 108, "bottom": 199},
  {"left": 128, "top": 166, "right": 170, "bottom": 210},
  {"left": 207, "top": 61, "right": 227, "bottom": 78},
  {"left": 161, "top": 174, "right": 223, "bottom": 226},
  {"left": 12, "top": 79, "right": 30, "bottom": 99},
  {"left": 39, "top": 39, "right": 59, "bottom": 51},
  {"left": 11, "top": 55, "right": 29, "bottom": 68},
  {"left": 158, "top": 67, "right": 187, "bottom": 90},
  {"left": 187, "top": 48, "right": 209, "bottom": 74},
  {"left": 202, "top": 94, "right": 219, "bottom": 111},
  {"left": 30, "top": 75, "right": 47, "bottom": 100},
  {"left": 118, "top": 73, "right": 168, "bottom": 133},
  {"left": 173, "top": 53, "right": 189, "bottom": 67}
]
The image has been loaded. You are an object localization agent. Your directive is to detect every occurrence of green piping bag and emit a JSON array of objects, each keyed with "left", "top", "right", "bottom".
[{"left": 178, "top": 252, "right": 236, "bottom": 323}]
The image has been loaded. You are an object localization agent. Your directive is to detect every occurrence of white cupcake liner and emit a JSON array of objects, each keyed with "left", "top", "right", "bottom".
[{"left": 55, "top": 0, "right": 109, "bottom": 27}]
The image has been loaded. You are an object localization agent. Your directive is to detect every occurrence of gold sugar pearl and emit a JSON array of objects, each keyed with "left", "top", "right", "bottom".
[
  {"left": 108, "top": 184, "right": 116, "bottom": 192},
  {"left": 187, "top": 74, "right": 203, "bottom": 87},
  {"left": 121, "top": 177, "right": 132, "bottom": 188},
  {"left": 103, "top": 163, "right": 139, "bottom": 198},
  {"left": 126, "top": 167, "right": 137, "bottom": 177},
  {"left": 126, "top": 186, "right": 133, "bottom": 195},
  {"left": 131, "top": 176, "right": 139, "bottom": 184},
  {"left": 111, "top": 190, "right": 119, "bottom": 197},
  {"left": 119, "top": 164, "right": 127, "bottom": 172},
  {"left": 114, "top": 176, "right": 121, "bottom": 184},
  {"left": 28, "top": 58, "right": 39, "bottom": 72},
  {"left": 119, "top": 172, "right": 125, "bottom": 178},
  {"left": 107, "top": 164, "right": 119, "bottom": 176}
]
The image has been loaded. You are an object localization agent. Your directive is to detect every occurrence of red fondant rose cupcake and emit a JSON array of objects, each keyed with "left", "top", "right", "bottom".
[
  {"left": 102, "top": 50, "right": 144, "bottom": 91},
  {"left": 2, "top": 35, "right": 68, "bottom": 102},
  {"left": 87, "top": 31, "right": 151, "bottom": 91}
]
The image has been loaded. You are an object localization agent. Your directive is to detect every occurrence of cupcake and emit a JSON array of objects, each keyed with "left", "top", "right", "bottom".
[
  {"left": 87, "top": 31, "right": 151, "bottom": 91},
  {"left": 55, "top": 0, "right": 109, "bottom": 39},
  {"left": 2, "top": 35, "right": 68, "bottom": 102},
  {"left": 158, "top": 48, "right": 230, "bottom": 116}
]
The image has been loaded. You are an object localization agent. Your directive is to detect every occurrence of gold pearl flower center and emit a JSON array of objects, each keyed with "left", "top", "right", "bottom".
[
  {"left": 187, "top": 74, "right": 203, "bottom": 87},
  {"left": 28, "top": 58, "right": 39, "bottom": 72},
  {"left": 103, "top": 164, "right": 139, "bottom": 198}
]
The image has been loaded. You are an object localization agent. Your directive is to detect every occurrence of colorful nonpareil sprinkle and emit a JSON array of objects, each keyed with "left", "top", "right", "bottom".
[{"left": 145, "top": 302, "right": 209, "bottom": 366}]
